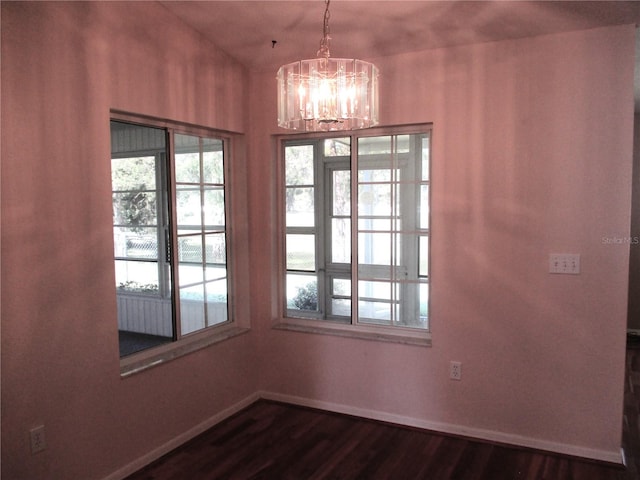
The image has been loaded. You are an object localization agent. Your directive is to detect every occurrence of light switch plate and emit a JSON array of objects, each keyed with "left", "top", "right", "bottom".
[{"left": 549, "top": 254, "right": 580, "bottom": 274}]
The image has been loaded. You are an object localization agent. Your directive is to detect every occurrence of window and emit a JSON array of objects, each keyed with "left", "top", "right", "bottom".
[
  {"left": 281, "top": 126, "right": 431, "bottom": 340},
  {"left": 111, "top": 117, "right": 235, "bottom": 362}
]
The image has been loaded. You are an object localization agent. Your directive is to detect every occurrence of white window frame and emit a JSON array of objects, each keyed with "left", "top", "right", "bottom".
[
  {"left": 276, "top": 124, "right": 432, "bottom": 346},
  {"left": 111, "top": 111, "right": 249, "bottom": 376}
]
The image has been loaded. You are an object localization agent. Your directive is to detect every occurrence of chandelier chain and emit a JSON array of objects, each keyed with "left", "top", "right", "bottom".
[{"left": 318, "top": 0, "right": 331, "bottom": 59}]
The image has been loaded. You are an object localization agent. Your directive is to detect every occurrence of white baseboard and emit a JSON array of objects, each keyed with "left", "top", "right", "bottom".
[
  {"left": 104, "top": 389, "right": 623, "bottom": 479},
  {"left": 102, "top": 392, "right": 259, "bottom": 480},
  {"left": 259, "top": 391, "right": 623, "bottom": 465}
]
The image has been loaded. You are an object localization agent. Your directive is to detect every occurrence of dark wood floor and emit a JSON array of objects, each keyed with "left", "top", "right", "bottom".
[{"left": 126, "top": 347, "right": 640, "bottom": 480}]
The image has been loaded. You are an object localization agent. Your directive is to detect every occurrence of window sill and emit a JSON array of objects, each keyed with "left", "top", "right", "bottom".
[
  {"left": 120, "top": 325, "right": 250, "bottom": 377},
  {"left": 273, "top": 319, "right": 431, "bottom": 347}
]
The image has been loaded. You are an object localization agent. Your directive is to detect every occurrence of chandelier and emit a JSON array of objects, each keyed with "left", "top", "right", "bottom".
[{"left": 276, "top": 0, "right": 379, "bottom": 131}]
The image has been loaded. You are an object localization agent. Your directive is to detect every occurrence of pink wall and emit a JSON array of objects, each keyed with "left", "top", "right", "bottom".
[
  {"left": 1, "top": 2, "right": 256, "bottom": 479},
  {"left": 629, "top": 114, "right": 640, "bottom": 330},
  {"left": 249, "top": 25, "right": 635, "bottom": 461},
  {"left": 1, "top": 1, "right": 635, "bottom": 478}
]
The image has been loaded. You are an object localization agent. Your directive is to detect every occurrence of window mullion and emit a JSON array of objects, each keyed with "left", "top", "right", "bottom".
[
  {"left": 223, "top": 138, "right": 232, "bottom": 325},
  {"left": 351, "top": 134, "right": 359, "bottom": 326},
  {"left": 166, "top": 129, "right": 182, "bottom": 340},
  {"left": 157, "top": 152, "right": 166, "bottom": 301},
  {"left": 198, "top": 138, "right": 210, "bottom": 329},
  {"left": 315, "top": 140, "right": 326, "bottom": 317},
  {"left": 323, "top": 161, "right": 332, "bottom": 317},
  {"left": 390, "top": 135, "right": 398, "bottom": 326}
]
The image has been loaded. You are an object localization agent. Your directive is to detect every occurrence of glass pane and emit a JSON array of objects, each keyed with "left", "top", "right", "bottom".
[
  {"left": 180, "top": 277, "right": 229, "bottom": 332},
  {"left": 358, "top": 280, "right": 401, "bottom": 325},
  {"left": 114, "top": 260, "right": 160, "bottom": 294},
  {"left": 205, "top": 265, "right": 227, "bottom": 281},
  {"left": 286, "top": 234, "right": 316, "bottom": 271},
  {"left": 358, "top": 169, "right": 391, "bottom": 182},
  {"left": 180, "top": 283, "right": 204, "bottom": 302},
  {"left": 358, "top": 184, "right": 391, "bottom": 216},
  {"left": 359, "top": 135, "right": 410, "bottom": 155},
  {"left": 111, "top": 156, "right": 158, "bottom": 237},
  {"left": 111, "top": 156, "right": 156, "bottom": 191},
  {"left": 180, "top": 284, "right": 205, "bottom": 335},
  {"left": 420, "top": 283, "right": 429, "bottom": 326},
  {"left": 285, "top": 145, "right": 314, "bottom": 185},
  {"left": 332, "top": 170, "right": 350, "bottom": 215},
  {"left": 358, "top": 232, "right": 391, "bottom": 265},
  {"left": 396, "top": 135, "right": 410, "bottom": 153},
  {"left": 175, "top": 134, "right": 201, "bottom": 183},
  {"left": 329, "top": 277, "right": 353, "bottom": 316},
  {"left": 331, "top": 299, "right": 351, "bottom": 317},
  {"left": 324, "top": 137, "right": 350, "bottom": 156},
  {"left": 358, "top": 136, "right": 391, "bottom": 155},
  {"left": 113, "top": 227, "right": 158, "bottom": 259},
  {"left": 332, "top": 278, "right": 351, "bottom": 296},
  {"left": 419, "top": 236, "right": 429, "bottom": 277},
  {"left": 178, "top": 236, "right": 203, "bottom": 263},
  {"left": 176, "top": 188, "right": 201, "bottom": 226},
  {"left": 358, "top": 217, "right": 392, "bottom": 231},
  {"left": 178, "top": 263, "right": 203, "bottom": 286},
  {"left": 421, "top": 135, "right": 430, "bottom": 181},
  {"left": 358, "top": 300, "right": 392, "bottom": 323},
  {"left": 203, "top": 139, "right": 224, "bottom": 184},
  {"left": 205, "top": 234, "right": 226, "bottom": 265},
  {"left": 112, "top": 192, "right": 157, "bottom": 227},
  {"left": 359, "top": 280, "right": 391, "bottom": 300},
  {"left": 207, "top": 303, "right": 228, "bottom": 326},
  {"left": 286, "top": 274, "right": 318, "bottom": 311},
  {"left": 331, "top": 218, "right": 350, "bottom": 263},
  {"left": 175, "top": 153, "right": 201, "bottom": 183},
  {"left": 207, "top": 279, "right": 228, "bottom": 303},
  {"left": 286, "top": 187, "right": 314, "bottom": 227},
  {"left": 207, "top": 279, "right": 228, "bottom": 326},
  {"left": 204, "top": 188, "right": 225, "bottom": 226},
  {"left": 420, "top": 185, "right": 429, "bottom": 229}
]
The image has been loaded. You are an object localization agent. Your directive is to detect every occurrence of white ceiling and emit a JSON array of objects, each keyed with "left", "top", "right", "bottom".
[
  {"left": 160, "top": 1, "right": 640, "bottom": 109},
  {"left": 161, "top": 0, "right": 640, "bottom": 72}
]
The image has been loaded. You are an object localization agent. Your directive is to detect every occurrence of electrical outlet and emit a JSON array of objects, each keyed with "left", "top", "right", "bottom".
[
  {"left": 30, "top": 425, "right": 46, "bottom": 454},
  {"left": 450, "top": 361, "right": 462, "bottom": 381}
]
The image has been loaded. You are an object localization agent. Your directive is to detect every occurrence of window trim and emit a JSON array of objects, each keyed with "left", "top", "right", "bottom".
[
  {"left": 120, "top": 323, "right": 250, "bottom": 377},
  {"left": 111, "top": 110, "right": 249, "bottom": 376},
  {"left": 275, "top": 124, "right": 432, "bottom": 347}
]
